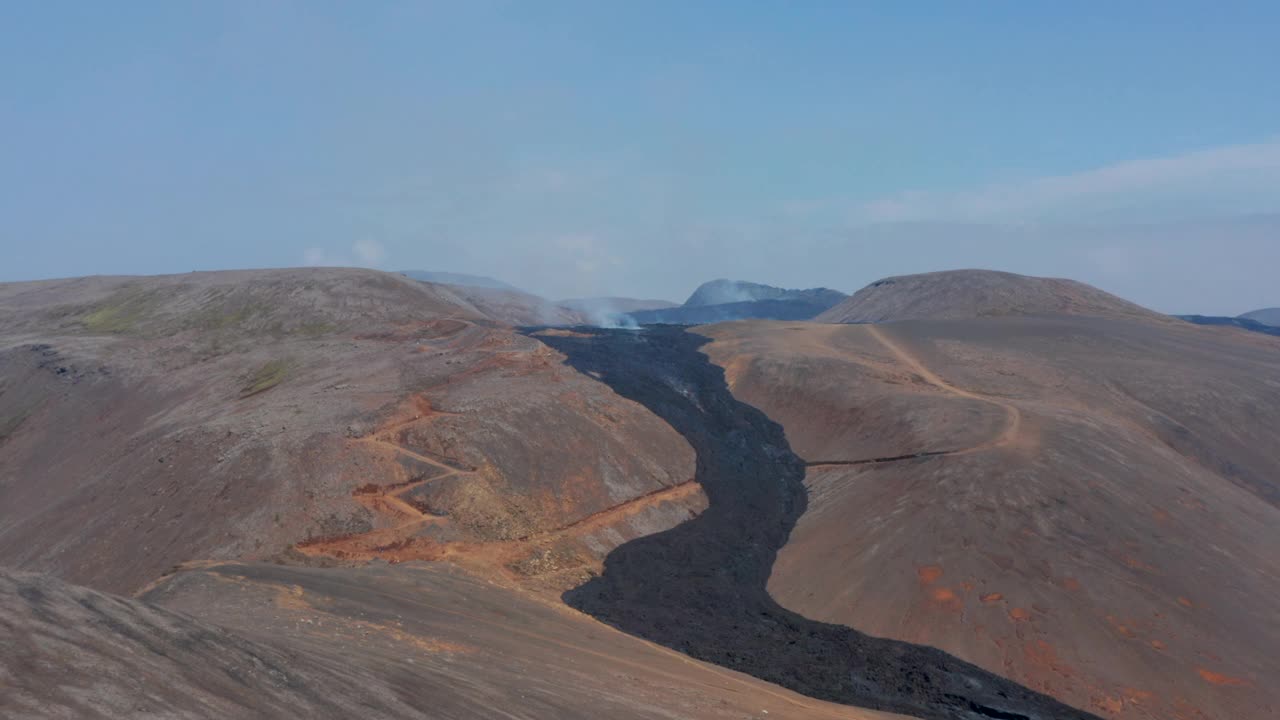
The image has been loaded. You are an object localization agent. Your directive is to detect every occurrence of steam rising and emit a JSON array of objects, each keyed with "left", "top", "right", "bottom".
[{"left": 579, "top": 300, "right": 640, "bottom": 329}]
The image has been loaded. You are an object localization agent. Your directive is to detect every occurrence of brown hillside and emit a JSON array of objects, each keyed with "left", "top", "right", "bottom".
[
  {"left": 2, "top": 565, "right": 898, "bottom": 720},
  {"left": 0, "top": 269, "right": 696, "bottom": 594},
  {"left": 702, "top": 317, "right": 1280, "bottom": 720},
  {"left": 817, "top": 269, "right": 1169, "bottom": 324}
]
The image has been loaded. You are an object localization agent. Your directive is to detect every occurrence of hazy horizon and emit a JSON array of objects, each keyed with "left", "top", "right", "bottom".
[{"left": 4, "top": 3, "right": 1279, "bottom": 315}]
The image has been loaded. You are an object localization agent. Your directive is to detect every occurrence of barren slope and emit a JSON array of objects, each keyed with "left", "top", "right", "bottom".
[
  {"left": 437, "top": 282, "right": 584, "bottom": 326},
  {"left": 0, "top": 269, "right": 697, "bottom": 594},
  {"left": 2, "top": 564, "right": 901, "bottom": 720},
  {"left": 817, "top": 270, "right": 1168, "bottom": 324},
  {"left": 703, "top": 317, "right": 1280, "bottom": 720}
]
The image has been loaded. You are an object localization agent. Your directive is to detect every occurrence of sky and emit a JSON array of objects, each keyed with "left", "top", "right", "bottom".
[{"left": 3, "top": 2, "right": 1279, "bottom": 315}]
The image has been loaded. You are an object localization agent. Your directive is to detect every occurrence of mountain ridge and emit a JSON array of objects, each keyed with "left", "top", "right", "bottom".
[
  {"left": 1238, "top": 307, "right": 1280, "bottom": 326},
  {"left": 818, "top": 269, "right": 1168, "bottom": 324}
]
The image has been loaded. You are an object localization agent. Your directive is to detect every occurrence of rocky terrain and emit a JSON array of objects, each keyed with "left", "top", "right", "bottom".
[{"left": 702, "top": 271, "right": 1280, "bottom": 720}]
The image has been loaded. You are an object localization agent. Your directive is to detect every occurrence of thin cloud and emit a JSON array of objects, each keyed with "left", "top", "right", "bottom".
[
  {"left": 352, "top": 239, "right": 387, "bottom": 267},
  {"left": 847, "top": 139, "right": 1280, "bottom": 224}
]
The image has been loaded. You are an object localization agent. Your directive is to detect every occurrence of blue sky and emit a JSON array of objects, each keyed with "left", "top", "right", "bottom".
[{"left": 3, "top": 2, "right": 1279, "bottom": 313}]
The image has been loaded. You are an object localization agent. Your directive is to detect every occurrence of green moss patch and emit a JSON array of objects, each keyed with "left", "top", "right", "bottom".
[
  {"left": 240, "top": 359, "right": 293, "bottom": 398},
  {"left": 81, "top": 287, "right": 163, "bottom": 334}
]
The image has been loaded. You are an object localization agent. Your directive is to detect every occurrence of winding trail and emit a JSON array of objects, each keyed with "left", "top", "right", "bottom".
[
  {"left": 508, "top": 480, "right": 702, "bottom": 543},
  {"left": 866, "top": 325, "right": 1023, "bottom": 453},
  {"left": 298, "top": 415, "right": 469, "bottom": 559},
  {"left": 299, "top": 401, "right": 702, "bottom": 565},
  {"left": 807, "top": 325, "right": 1024, "bottom": 468}
]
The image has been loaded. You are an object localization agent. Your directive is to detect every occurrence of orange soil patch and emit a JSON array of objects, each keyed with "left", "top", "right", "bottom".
[
  {"left": 916, "top": 565, "right": 943, "bottom": 584},
  {"left": 370, "top": 394, "right": 465, "bottom": 440},
  {"left": 300, "top": 481, "right": 706, "bottom": 580},
  {"left": 1196, "top": 668, "right": 1251, "bottom": 687},
  {"left": 1059, "top": 577, "right": 1082, "bottom": 592},
  {"left": 980, "top": 592, "right": 1004, "bottom": 604},
  {"left": 510, "top": 479, "right": 702, "bottom": 543},
  {"left": 272, "top": 583, "right": 311, "bottom": 611},
  {"left": 352, "top": 491, "right": 430, "bottom": 523},
  {"left": 1177, "top": 596, "right": 1195, "bottom": 608},
  {"left": 929, "top": 586, "right": 963, "bottom": 612},
  {"left": 1121, "top": 554, "right": 1158, "bottom": 573},
  {"left": 1122, "top": 688, "right": 1154, "bottom": 704},
  {"left": 295, "top": 519, "right": 445, "bottom": 560},
  {"left": 1105, "top": 615, "right": 1138, "bottom": 639},
  {"left": 718, "top": 357, "right": 750, "bottom": 387},
  {"left": 1008, "top": 607, "right": 1032, "bottom": 622}
]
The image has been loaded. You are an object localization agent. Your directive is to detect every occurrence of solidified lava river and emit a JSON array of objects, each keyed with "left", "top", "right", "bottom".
[{"left": 532, "top": 326, "right": 1099, "bottom": 720}]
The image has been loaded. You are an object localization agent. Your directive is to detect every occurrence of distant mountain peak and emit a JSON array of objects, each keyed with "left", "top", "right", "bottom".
[
  {"left": 620, "top": 280, "right": 847, "bottom": 325},
  {"left": 683, "top": 279, "right": 846, "bottom": 308},
  {"left": 1239, "top": 307, "right": 1280, "bottom": 327}
]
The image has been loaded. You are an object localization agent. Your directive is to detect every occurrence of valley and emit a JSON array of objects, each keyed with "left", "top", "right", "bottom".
[{"left": 2, "top": 268, "right": 1277, "bottom": 720}]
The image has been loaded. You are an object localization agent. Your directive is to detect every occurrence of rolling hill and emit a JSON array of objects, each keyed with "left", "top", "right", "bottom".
[
  {"left": 701, "top": 271, "right": 1280, "bottom": 720},
  {"left": 1238, "top": 307, "right": 1280, "bottom": 326},
  {"left": 817, "top": 269, "right": 1167, "bottom": 324},
  {"left": 0, "top": 269, "right": 698, "bottom": 594}
]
